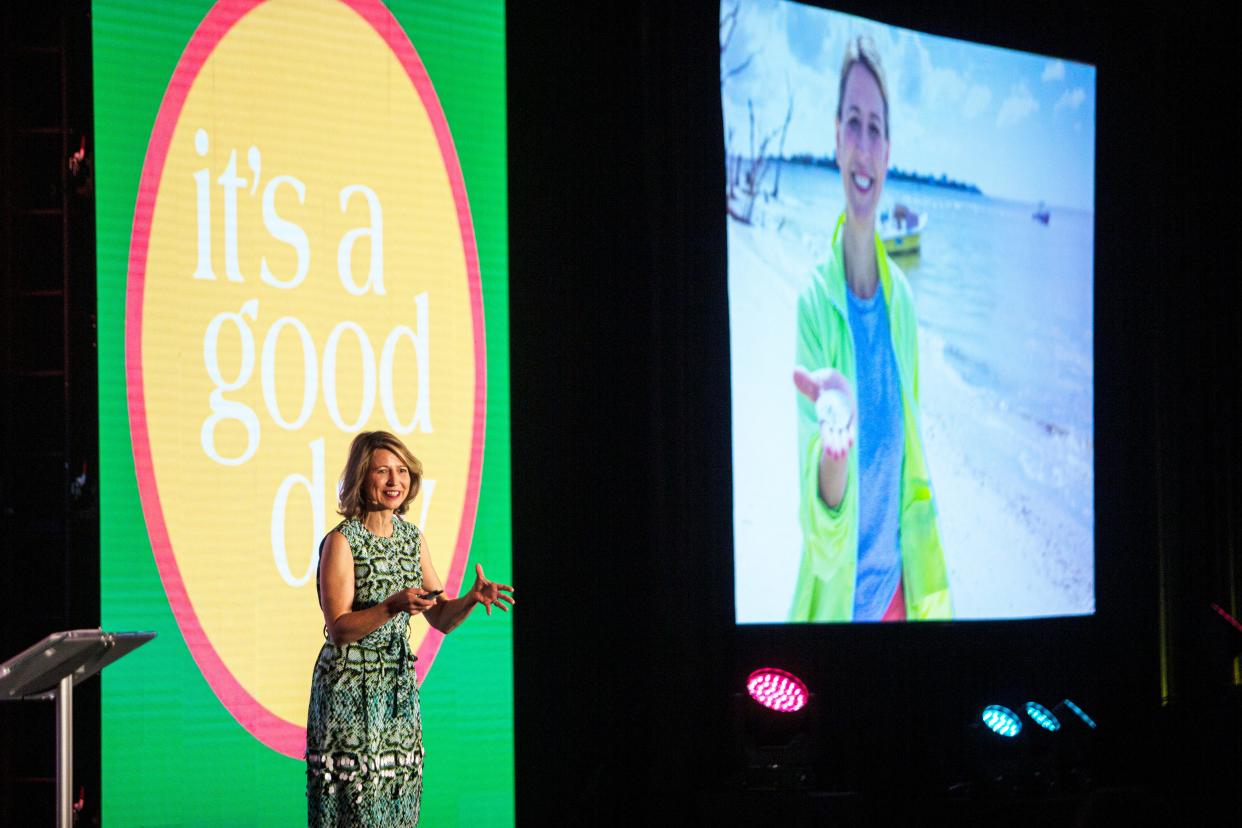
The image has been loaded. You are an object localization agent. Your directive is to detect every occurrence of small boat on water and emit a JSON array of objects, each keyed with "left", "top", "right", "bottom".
[
  {"left": 879, "top": 203, "right": 926, "bottom": 256},
  {"left": 1032, "top": 201, "right": 1051, "bottom": 224}
]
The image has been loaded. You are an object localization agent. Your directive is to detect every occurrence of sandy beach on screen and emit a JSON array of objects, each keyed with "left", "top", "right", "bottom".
[{"left": 730, "top": 212, "right": 1094, "bottom": 623}]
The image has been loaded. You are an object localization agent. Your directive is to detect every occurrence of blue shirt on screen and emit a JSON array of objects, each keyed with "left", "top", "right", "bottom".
[{"left": 847, "top": 281, "right": 904, "bottom": 621}]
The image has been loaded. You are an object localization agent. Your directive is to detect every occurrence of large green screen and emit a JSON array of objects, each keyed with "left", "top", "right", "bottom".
[{"left": 94, "top": 1, "right": 510, "bottom": 823}]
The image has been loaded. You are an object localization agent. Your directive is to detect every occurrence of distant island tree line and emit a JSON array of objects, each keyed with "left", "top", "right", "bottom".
[{"left": 781, "top": 153, "right": 982, "bottom": 195}]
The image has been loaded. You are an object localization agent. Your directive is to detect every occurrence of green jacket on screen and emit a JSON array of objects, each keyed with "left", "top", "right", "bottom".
[{"left": 791, "top": 213, "right": 952, "bottom": 622}]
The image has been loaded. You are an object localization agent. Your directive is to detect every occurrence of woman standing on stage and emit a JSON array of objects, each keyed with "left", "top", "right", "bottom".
[
  {"left": 791, "top": 36, "right": 951, "bottom": 622},
  {"left": 306, "top": 430, "right": 513, "bottom": 826}
]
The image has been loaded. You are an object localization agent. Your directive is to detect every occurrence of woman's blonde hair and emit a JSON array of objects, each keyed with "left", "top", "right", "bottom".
[
  {"left": 837, "top": 35, "right": 889, "bottom": 139},
  {"left": 337, "top": 431, "right": 423, "bottom": 519}
]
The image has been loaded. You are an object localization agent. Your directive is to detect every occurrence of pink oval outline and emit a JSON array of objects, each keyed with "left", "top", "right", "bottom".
[{"left": 125, "top": 0, "right": 486, "bottom": 759}]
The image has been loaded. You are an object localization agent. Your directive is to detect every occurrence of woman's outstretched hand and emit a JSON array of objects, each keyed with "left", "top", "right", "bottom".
[
  {"left": 794, "top": 366, "right": 857, "bottom": 460},
  {"left": 467, "top": 564, "right": 515, "bottom": 616}
]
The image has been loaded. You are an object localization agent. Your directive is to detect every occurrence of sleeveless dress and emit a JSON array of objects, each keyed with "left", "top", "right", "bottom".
[{"left": 307, "top": 516, "right": 425, "bottom": 827}]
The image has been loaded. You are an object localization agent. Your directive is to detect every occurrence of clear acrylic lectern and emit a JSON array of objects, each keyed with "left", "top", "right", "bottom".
[{"left": 0, "top": 629, "right": 155, "bottom": 827}]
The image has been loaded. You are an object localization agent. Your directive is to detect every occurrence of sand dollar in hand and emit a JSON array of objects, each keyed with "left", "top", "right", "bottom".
[{"left": 816, "top": 388, "right": 854, "bottom": 456}]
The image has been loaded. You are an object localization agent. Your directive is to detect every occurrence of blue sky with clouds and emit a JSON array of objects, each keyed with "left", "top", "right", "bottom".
[{"left": 721, "top": 0, "right": 1096, "bottom": 211}]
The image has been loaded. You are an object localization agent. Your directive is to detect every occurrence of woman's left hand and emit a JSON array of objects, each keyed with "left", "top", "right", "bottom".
[{"left": 467, "top": 563, "right": 515, "bottom": 615}]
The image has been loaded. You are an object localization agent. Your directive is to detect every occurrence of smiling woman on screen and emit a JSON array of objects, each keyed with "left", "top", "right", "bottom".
[{"left": 791, "top": 36, "right": 951, "bottom": 623}]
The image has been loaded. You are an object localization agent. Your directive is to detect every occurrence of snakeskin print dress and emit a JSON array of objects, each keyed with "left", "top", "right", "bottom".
[{"left": 307, "top": 516, "right": 425, "bottom": 827}]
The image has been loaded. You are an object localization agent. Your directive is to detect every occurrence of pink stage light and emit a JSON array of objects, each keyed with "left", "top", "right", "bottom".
[{"left": 746, "top": 667, "right": 809, "bottom": 713}]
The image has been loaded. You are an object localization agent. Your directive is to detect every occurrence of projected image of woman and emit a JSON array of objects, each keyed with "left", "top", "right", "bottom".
[
  {"left": 791, "top": 37, "right": 951, "bottom": 622},
  {"left": 306, "top": 431, "right": 514, "bottom": 826}
]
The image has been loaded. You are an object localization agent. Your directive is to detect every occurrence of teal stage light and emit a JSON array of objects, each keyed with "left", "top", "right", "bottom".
[
  {"left": 1059, "top": 698, "right": 1097, "bottom": 729},
  {"left": 1024, "top": 701, "right": 1061, "bottom": 732},
  {"left": 981, "top": 704, "right": 1022, "bottom": 738}
]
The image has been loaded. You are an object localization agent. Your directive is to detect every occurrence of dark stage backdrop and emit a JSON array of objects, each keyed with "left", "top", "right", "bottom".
[{"left": 507, "top": 0, "right": 1238, "bottom": 822}]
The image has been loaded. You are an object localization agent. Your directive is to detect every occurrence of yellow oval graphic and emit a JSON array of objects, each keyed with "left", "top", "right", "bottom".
[{"left": 128, "top": 0, "right": 485, "bottom": 756}]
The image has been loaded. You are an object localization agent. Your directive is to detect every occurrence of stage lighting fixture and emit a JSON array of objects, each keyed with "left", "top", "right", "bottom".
[
  {"left": 746, "top": 667, "right": 808, "bottom": 713},
  {"left": 962, "top": 703, "right": 1030, "bottom": 793},
  {"left": 966, "top": 698, "right": 1096, "bottom": 793},
  {"left": 981, "top": 705, "right": 1022, "bottom": 738},
  {"left": 1046, "top": 698, "right": 1098, "bottom": 791},
  {"left": 1058, "top": 698, "right": 1097, "bottom": 730},
  {"left": 734, "top": 668, "right": 817, "bottom": 789},
  {"left": 1024, "top": 701, "right": 1061, "bottom": 732}
]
